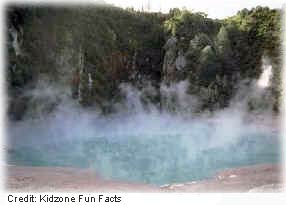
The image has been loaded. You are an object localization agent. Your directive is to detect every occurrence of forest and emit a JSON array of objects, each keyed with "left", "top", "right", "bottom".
[{"left": 6, "top": 4, "right": 282, "bottom": 119}]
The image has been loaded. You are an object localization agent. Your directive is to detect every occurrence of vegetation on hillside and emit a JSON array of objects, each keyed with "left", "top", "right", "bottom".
[{"left": 6, "top": 5, "right": 282, "bottom": 119}]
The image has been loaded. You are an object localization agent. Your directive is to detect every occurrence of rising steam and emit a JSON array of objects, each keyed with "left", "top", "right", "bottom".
[
  {"left": 6, "top": 57, "right": 281, "bottom": 185},
  {"left": 257, "top": 57, "right": 273, "bottom": 88}
]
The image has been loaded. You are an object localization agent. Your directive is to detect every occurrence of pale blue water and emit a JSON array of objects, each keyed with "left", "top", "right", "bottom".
[{"left": 7, "top": 125, "right": 280, "bottom": 185}]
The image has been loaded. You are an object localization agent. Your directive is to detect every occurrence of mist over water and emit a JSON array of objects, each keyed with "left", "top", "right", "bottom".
[{"left": 7, "top": 72, "right": 281, "bottom": 185}]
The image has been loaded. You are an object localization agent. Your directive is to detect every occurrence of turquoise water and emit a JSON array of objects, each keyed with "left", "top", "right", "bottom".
[
  {"left": 7, "top": 131, "right": 280, "bottom": 185},
  {"left": 7, "top": 113, "right": 281, "bottom": 185}
]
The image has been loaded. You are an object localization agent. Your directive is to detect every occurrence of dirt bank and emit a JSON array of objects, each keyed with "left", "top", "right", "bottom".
[
  {"left": 161, "top": 164, "right": 283, "bottom": 192},
  {"left": 5, "top": 164, "right": 283, "bottom": 192}
]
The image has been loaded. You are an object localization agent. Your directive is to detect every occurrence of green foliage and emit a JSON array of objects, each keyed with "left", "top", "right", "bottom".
[
  {"left": 166, "top": 7, "right": 281, "bottom": 111},
  {"left": 7, "top": 5, "right": 166, "bottom": 114},
  {"left": 190, "top": 33, "right": 213, "bottom": 50},
  {"left": 6, "top": 5, "right": 282, "bottom": 117},
  {"left": 226, "top": 6, "right": 282, "bottom": 111}
]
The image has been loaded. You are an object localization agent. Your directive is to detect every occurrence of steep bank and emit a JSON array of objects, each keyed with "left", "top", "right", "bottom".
[{"left": 6, "top": 5, "right": 282, "bottom": 119}]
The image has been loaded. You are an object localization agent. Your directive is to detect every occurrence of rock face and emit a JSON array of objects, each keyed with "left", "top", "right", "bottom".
[
  {"left": 162, "top": 36, "right": 188, "bottom": 85},
  {"left": 162, "top": 36, "right": 178, "bottom": 83},
  {"left": 175, "top": 50, "right": 186, "bottom": 71},
  {"left": 9, "top": 26, "right": 22, "bottom": 56}
]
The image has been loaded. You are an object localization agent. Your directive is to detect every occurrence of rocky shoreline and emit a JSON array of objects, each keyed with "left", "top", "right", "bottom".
[{"left": 5, "top": 164, "right": 283, "bottom": 192}]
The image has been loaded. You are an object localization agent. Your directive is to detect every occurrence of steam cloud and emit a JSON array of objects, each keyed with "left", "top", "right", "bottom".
[{"left": 6, "top": 57, "right": 281, "bottom": 185}]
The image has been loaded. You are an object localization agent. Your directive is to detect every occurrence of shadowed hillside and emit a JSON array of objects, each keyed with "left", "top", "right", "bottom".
[{"left": 6, "top": 4, "right": 282, "bottom": 119}]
